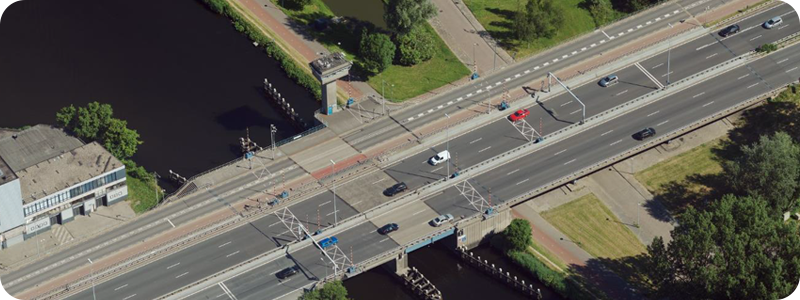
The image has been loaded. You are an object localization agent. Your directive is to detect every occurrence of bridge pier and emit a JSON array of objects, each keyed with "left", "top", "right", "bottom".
[
  {"left": 455, "top": 207, "right": 512, "bottom": 250},
  {"left": 384, "top": 252, "right": 409, "bottom": 276}
]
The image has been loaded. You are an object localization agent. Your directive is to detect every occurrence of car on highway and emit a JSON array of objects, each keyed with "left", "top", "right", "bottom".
[
  {"left": 599, "top": 74, "right": 619, "bottom": 87},
  {"left": 276, "top": 266, "right": 299, "bottom": 280},
  {"left": 764, "top": 16, "right": 783, "bottom": 29},
  {"left": 508, "top": 109, "right": 530, "bottom": 122},
  {"left": 429, "top": 150, "right": 451, "bottom": 166},
  {"left": 384, "top": 182, "right": 408, "bottom": 197},
  {"left": 378, "top": 223, "right": 399, "bottom": 234},
  {"left": 632, "top": 127, "right": 656, "bottom": 140},
  {"left": 319, "top": 236, "right": 338, "bottom": 249},
  {"left": 719, "top": 24, "right": 740, "bottom": 37},
  {"left": 430, "top": 214, "right": 454, "bottom": 227}
]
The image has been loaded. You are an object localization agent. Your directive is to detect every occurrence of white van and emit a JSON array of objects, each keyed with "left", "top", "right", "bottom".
[{"left": 429, "top": 150, "right": 451, "bottom": 166}]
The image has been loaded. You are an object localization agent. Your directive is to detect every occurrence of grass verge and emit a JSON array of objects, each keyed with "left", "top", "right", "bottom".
[
  {"left": 463, "top": 0, "right": 622, "bottom": 59},
  {"left": 635, "top": 138, "right": 725, "bottom": 215},
  {"left": 127, "top": 176, "right": 163, "bottom": 214},
  {"left": 272, "top": 0, "right": 469, "bottom": 101},
  {"left": 529, "top": 242, "right": 569, "bottom": 272},
  {"left": 541, "top": 193, "right": 646, "bottom": 259}
]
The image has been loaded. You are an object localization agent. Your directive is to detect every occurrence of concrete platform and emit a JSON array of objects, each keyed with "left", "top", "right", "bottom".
[
  {"left": 285, "top": 129, "right": 363, "bottom": 177},
  {"left": 334, "top": 171, "right": 400, "bottom": 213},
  {"left": 369, "top": 201, "right": 440, "bottom": 245}
]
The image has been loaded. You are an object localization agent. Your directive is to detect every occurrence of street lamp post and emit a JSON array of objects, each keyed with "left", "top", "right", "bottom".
[
  {"left": 445, "top": 113, "right": 451, "bottom": 179},
  {"left": 330, "top": 159, "right": 337, "bottom": 226},
  {"left": 493, "top": 42, "right": 497, "bottom": 73},
  {"left": 89, "top": 258, "right": 97, "bottom": 300},
  {"left": 667, "top": 23, "right": 674, "bottom": 87},
  {"left": 270, "top": 124, "right": 277, "bottom": 160},
  {"left": 382, "top": 79, "right": 387, "bottom": 115}
]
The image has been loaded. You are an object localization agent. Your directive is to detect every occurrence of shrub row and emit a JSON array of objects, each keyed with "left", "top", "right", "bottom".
[{"left": 201, "top": 0, "right": 322, "bottom": 100}]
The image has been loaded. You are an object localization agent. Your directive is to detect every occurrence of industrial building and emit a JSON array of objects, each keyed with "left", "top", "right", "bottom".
[{"left": 0, "top": 125, "right": 127, "bottom": 249}]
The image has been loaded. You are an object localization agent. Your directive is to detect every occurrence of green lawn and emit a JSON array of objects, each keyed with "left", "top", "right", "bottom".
[
  {"left": 464, "top": 0, "right": 618, "bottom": 58},
  {"left": 127, "top": 176, "right": 163, "bottom": 214},
  {"left": 272, "top": 0, "right": 469, "bottom": 101},
  {"left": 635, "top": 138, "right": 725, "bottom": 214},
  {"left": 541, "top": 193, "right": 646, "bottom": 259}
]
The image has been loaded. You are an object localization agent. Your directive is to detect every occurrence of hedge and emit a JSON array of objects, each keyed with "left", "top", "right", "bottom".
[{"left": 201, "top": 0, "right": 322, "bottom": 100}]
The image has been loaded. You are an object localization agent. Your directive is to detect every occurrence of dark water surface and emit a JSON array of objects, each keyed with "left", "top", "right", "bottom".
[
  {"left": 0, "top": 0, "right": 318, "bottom": 188},
  {"left": 345, "top": 242, "right": 563, "bottom": 300},
  {"left": 321, "top": 0, "right": 387, "bottom": 28}
]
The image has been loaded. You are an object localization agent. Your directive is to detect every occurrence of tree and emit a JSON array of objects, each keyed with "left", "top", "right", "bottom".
[
  {"left": 396, "top": 25, "right": 436, "bottom": 66},
  {"left": 284, "top": 0, "right": 311, "bottom": 10},
  {"left": 514, "top": 0, "right": 564, "bottom": 43},
  {"left": 359, "top": 31, "right": 395, "bottom": 73},
  {"left": 56, "top": 105, "right": 77, "bottom": 129},
  {"left": 74, "top": 102, "right": 114, "bottom": 141},
  {"left": 645, "top": 194, "right": 800, "bottom": 299},
  {"left": 103, "top": 119, "right": 142, "bottom": 159},
  {"left": 385, "top": 0, "right": 437, "bottom": 34},
  {"left": 503, "top": 219, "right": 533, "bottom": 252},
  {"left": 724, "top": 131, "right": 800, "bottom": 215},
  {"left": 299, "top": 280, "right": 350, "bottom": 300},
  {"left": 587, "top": 0, "right": 615, "bottom": 27}
]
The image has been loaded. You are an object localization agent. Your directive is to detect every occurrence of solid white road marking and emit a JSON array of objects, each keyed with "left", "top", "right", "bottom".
[
  {"left": 635, "top": 62, "right": 664, "bottom": 89},
  {"left": 226, "top": 251, "right": 240, "bottom": 258},
  {"left": 647, "top": 110, "right": 660, "bottom": 117},
  {"left": 470, "top": 137, "right": 482, "bottom": 144},
  {"left": 601, "top": 130, "right": 613, "bottom": 136},
  {"left": 657, "top": 120, "right": 669, "bottom": 126},
  {"left": 166, "top": 218, "right": 175, "bottom": 228},
  {"left": 176, "top": 272, "right": 189, "bottom": 279},
  {"left": 219, "top": 282, "right": 238, "bottom": 300},
  {"left": 693, "top": 92, "right": 705, "bottom": 98},
  {"left": 167, "top": 262, "right": 181, "bottom": 269},
  {"left": 564, "top": 159, "right": 576, "bottom": 165},
  {"left": 479, "top": 146, "right": 492, "bottom": 153},
  {"left": 516, "top": 178, "right": 530, "bottom": 185},
  {"left": 507, "top": 169, "right": 520, "bottom": 176},
  {"left": 703, "top": 101, "right": 714, "bottom": 107},
  {"left": 115, "top": 284, "right": 128, "bottom": 291},
  {"left": 554, "top": 149, "right": 567, "bottom": 156}
]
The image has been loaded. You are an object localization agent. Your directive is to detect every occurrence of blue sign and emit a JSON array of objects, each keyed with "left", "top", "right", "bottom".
[
  {"left": 328, "top": 105, "right": 334, "bottom": 115},
  {"left": 471, "top": 72, "right": 480, "bottom": 80},
  {"left": 245, "top": 151, "right": 254, "bottom": 159}
]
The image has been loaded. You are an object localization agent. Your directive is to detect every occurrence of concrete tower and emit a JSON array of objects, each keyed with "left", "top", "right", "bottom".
[{"left": 310, "top": 52, "right": 352, "bottom": 115}]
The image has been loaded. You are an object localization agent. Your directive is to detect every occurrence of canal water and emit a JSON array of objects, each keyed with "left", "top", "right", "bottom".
[
  {"left": 344, "top": 242, "right": 563, "bottom": 300},
  {"left": 0, "top": 0, "right": 319, "bottom": 189},
  {"left": 322, "top": 0, "right": 387, "bottom": 29}
]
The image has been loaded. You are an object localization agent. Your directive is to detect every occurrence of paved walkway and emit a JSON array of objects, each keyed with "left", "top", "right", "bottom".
[{"left": 429, "top": 0, "right": 513, "bottom": 76}]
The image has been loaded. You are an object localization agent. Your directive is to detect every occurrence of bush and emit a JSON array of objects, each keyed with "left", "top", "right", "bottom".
[
  {"left": 283, "top": 0, "right": 311, "bottom": 10},
  {"left": 396, "top": 25, "right": 435, "bottom": 66},
  {"left": 121, "top": 159, "right": 152, "bottom": 181},
  {"left": 200, "top": 0, "right": 321, "bottom": 100},
  {"left": 359, "top": 30, "right": 395, "bottom": 73},
  {"left": 757, "top": 43, "right": 778, "bottom": 53}
]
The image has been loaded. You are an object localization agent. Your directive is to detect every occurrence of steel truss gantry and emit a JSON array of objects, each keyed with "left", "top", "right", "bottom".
[
  {"left": 273, "top": 208, "right": 353, "bottom": 277},
  {"left": 455, "top": 179, "right": 495, "bottom": 215}
]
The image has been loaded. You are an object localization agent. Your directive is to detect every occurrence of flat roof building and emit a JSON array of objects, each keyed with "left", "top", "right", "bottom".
[{"left": 0, "top": 125, "right": 128, "bottom": 250}]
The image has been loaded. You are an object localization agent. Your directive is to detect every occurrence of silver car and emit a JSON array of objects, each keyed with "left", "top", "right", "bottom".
[
  {"left": 599, "top": 74, "right": 619, "bottom": 87},
  {"left": 764, "top": 16, "right": 783, "bottom": 29},
  {"left": 430, "top": 214, "right": 454, "bottom": 227}
]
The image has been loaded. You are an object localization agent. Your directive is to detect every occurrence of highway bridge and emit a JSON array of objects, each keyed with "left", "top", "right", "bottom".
[{"left": 3, "top": 1, "right": 799, "bottom": 300}]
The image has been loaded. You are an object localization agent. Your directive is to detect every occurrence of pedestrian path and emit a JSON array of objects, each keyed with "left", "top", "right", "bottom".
[{"left": 50, "top": 226, "right": 74, "bottom": 246}]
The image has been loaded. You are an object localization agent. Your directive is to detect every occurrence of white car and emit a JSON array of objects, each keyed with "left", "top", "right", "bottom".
[
  {"left": 430, "top": 214, "right": 454, "bottom": 227},
  {"left": 763, "top": 16, "right": 783, "bottom": 29},
  {"left": 429, "top": 150, "right": 451, "bottom": 166}
]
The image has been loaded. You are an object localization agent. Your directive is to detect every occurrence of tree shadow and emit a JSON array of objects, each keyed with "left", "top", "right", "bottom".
[
  {"left": 582, "top": 255, "right": 656, "bottom": 298},
  {"left": 484, "top": 8, "right": 518, "bottom": 49}
]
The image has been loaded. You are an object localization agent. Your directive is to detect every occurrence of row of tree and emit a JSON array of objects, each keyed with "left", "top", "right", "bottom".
[
  {"left": 359, "top": 0, "right": 438, "bottom": 73},
  {"left": 646, "top": 131, "right": 800, "bottom": 299}
]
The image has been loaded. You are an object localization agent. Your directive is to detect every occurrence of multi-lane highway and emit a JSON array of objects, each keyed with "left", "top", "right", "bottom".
[
  {"left": 59, "top": 3, "right": 800, "bottom": 300},
  {"left": 0, "top": 0, "right": 738, "bottom": 296}
]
